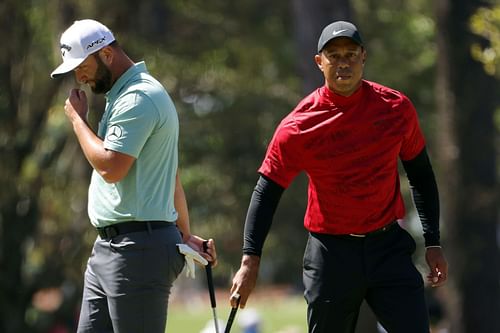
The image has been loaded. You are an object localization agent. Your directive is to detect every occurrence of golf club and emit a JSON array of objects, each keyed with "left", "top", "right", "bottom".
[
  {"left": 203, "top": 240, "right": 220, "bottom": 333},
  {"left": 224, "top": 293, "right": 241, "bottom": 333}
]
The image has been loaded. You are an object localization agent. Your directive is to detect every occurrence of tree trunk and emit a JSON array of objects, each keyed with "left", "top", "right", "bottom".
[
  {"left": 291, "top": 0, "right": 352, "bottom": 94},
  {"left": 435, "top": 0, "right": 500, "bottom": 332},
  {"left": 0, "top": 2, "right": 62, "bottom": 331}
]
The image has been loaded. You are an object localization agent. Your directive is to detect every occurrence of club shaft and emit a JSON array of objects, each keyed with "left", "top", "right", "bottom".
[
  {"left": 212, "top": 308, "right": 220, "bottom": 333},
  {"left": 207, "top": 265, "right": 219, "bottom": 333},
  {"left": 224, "top": 308, "right": 238, "bottom": 333},
  {"left": 203, "top": 240, "right": 219, "bottom": 333}
]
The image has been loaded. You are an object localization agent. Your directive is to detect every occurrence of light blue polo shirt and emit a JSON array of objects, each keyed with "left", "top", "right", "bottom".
[{"left": 88, "top": 62, "right": 179, "bottom": 227}]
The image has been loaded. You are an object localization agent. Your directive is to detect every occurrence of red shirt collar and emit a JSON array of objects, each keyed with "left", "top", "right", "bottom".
[{"left": 319, "top": 81, "right": 365, "bottom": 107}]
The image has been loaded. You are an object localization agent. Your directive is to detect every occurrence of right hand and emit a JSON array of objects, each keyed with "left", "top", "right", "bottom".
[
  {"left": 425, "top": 247, "right": 448, "bottom": 287},
  {"left": 230, "top": 254, "right": 260, "bottom": 309},
  {"left": 65, "top": 88, "right": 88, "bottom": 122}
]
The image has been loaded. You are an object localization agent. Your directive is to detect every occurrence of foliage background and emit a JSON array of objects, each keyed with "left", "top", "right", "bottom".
[{"left": 0, "top": 0, "right": 498, "bottom": 332}]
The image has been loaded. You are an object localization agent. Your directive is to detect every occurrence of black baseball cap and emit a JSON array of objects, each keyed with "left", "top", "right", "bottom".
[{"left": 317, "top": 21, "right": 363, "bottom": 53}]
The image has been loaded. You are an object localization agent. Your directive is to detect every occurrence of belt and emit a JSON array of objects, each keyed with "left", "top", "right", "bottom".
[
  {"left": 96, "top": 221, "right": 172, "bottom": 239},
  {"left": 346, "top": 220, "right": 399, "bottom": 238}
]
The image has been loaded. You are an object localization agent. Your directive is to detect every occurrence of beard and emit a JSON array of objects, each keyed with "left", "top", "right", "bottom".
[{"left": 91, "top": 54, "right": 113, "bottom": 94}]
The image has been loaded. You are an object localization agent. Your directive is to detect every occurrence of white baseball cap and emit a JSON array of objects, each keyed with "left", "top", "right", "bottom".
[{"left": 51, "top": 19, "right": 115, "bottom": 78}]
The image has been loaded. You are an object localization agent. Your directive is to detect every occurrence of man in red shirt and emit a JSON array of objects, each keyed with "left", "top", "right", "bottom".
[{"left": 230, "top": 21, "right": 448, "bottom": 333}]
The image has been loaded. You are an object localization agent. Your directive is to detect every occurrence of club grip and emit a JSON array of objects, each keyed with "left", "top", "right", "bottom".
[
  {"left": 203, "top": 241, "right": 217, "bottom": 308},
  {"left": 206, "top": 265, "right": 216, "bottom": 307},
  {"left": 224, "top": 295, "right": 241, "bottom": 333}
]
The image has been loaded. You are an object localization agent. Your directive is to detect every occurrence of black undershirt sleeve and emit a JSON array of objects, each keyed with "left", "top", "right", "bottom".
[
  {"left": 242, "top": 174, "right": 285, "bottom": 257},
  {"left": 401, "top": 147, "right": 441, "bottom": 247}
]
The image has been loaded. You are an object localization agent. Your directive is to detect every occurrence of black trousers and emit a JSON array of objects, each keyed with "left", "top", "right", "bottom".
[{"left": 303, "top": 224, "right": 429, "bottom": 333}]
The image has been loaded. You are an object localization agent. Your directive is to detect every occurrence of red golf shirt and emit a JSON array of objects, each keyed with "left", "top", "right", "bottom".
[{"left": 259, "top": 80, "right": 425, "bottom": 235}]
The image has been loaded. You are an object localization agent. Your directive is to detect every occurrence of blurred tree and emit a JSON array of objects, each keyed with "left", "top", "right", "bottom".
[
  {"left": 435, "top": 0, "right": 500, "bottom": 332},
  {"left": 470, "top": 5, "right": 500, "bottom": 76},
  {"left": 5, "top": 0, "right": 496, "bottom": 332},
  {"left": 291, "top": 0, "right": 353, "bottom": 93},
  {"left": 0, "top": 1, "right": 63, "bottom": 332}
]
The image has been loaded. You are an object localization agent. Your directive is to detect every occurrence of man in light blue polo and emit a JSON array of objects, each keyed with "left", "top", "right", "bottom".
[{"left": 51, "top": 19, "right": 217, "bottom": 333}]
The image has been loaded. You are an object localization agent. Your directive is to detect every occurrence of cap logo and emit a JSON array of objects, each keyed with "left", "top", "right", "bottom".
[
  {"left": 332, "top": 29, "right": 348, "bottom": 36},
  {"left": 86, "top": 36, "right": 106, "bottom": 50},
  {"left": 60, "top": 43, "right": 72, "bottom": 56}
]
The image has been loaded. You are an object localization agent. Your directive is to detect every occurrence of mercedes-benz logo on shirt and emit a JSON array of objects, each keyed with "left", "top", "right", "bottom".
[{"left": 106, "top": 125, "right": 123, "bottom": 142}]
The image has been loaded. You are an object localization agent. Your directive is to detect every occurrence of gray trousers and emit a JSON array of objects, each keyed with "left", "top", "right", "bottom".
[{"left": 77, "top": 223, "right": 185, "bottom": 333}]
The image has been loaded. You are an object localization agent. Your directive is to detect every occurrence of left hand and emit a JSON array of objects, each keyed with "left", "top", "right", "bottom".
[
  {"left": 425, "top": 246, "right": 448, "bottom": 287},
  {"left": 183, "top": 234, "right": 218, "bottom": 267}
]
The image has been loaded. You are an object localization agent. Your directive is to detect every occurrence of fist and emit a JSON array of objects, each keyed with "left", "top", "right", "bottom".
[{"left": 65, "top": 89, "right": 88, "bottom": 121}]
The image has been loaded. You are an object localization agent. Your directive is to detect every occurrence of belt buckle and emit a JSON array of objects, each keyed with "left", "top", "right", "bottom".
[
  {"left": 99, "top": 225, "right": 119, "bottom": 239},
  {"left": 349, "top": 233, "right": 366, "bottom": 238},
  {"left": 107, "top": 225, "right": 119, "bottom": 238}
]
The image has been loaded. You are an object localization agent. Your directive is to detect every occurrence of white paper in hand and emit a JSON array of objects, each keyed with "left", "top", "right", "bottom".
[{"left": 177, "top": 244, "right": 208, "bottom": 279}]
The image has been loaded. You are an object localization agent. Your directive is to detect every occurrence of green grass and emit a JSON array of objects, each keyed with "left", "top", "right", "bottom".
[{"left": 166, "top": 293, "right": 307, "bottom": 333}]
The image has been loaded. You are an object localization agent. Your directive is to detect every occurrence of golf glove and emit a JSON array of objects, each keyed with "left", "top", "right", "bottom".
[{"left": 177, "top": 243, "right": 208, "bottom": 279}]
